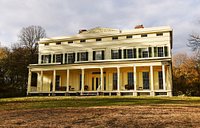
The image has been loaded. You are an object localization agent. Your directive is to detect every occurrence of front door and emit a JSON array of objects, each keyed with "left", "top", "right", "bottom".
[{"left": 92, "top": 77, "right": 101, "bottom": 91}]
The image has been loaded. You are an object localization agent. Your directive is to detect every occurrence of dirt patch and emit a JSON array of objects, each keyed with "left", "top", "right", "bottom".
[{"left": 0, "top": 105, "right": 200, "bottom": 128}]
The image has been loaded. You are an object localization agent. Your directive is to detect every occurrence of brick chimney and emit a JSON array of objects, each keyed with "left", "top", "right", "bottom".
[{"left": 134, "top": 25, "right": 144, "bottom": 29}]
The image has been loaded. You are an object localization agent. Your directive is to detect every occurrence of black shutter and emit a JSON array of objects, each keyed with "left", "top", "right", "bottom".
[
  {"left": 86, "top": 52, "right": 88, "bottom": 61},
  {"left": 111, "top": 50, "right": 113, "bottom": 59},
  {"left": 164, "top": 46, "right": 168, "bottom": 56},
  {"left": 41, "top": 55, "right": 44, "bottom": 63},
  {"left": 73, "top": 53, "right": 75, "bottom": 63},
  {"left": 123, "top": 49, "right": 126, "bottom": 59},
  {"left": 53, "top": 54, "right": 55, "bottom": 63},
  {"left": 93, "top": 51, "right": 96, "bottom": 60},
  {"left": 154, "top": 47, "right": 157, "bottom": 57},
  {"left": 118, "top": 49, "right": 122, "bottom": 59},
  {"left": 77, "top": 53, "right": 80, "bottom": 61},
  {"left": 48, "top": 55, "right": 51, "bottom": 63},
  {"left": 148, "top": 47, "right": 152, "bottom": 57},
  {"left": 60, "top": 54, "right": 63, "bottom": 64},
  {"left": 139, "top": 48, "right": 142, "bottom": 58},
  {"left": 133, "top": 48, "right": 136, "bottom": 58},
  {"left": 65, "top": 53, "right": 67, "bottom": 64},
  {"left": 102, "top": 51, "right": 104, "bottom": 60}
]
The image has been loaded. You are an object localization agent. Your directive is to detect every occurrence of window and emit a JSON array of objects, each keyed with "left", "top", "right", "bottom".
[
  {"left": 41, "top": 55, "right": 51, "bottom": 63},
  {"left": 68, "top": 41, "right": 73, "bottom": 44},
  {"left": 66, "top": 53, "right": 75, "bottom": 64},
  {"left": 126, "top": 35, "right": 132, "bottom": 39},
  {"left": 143, "top": 72, "right": 149, "bottom": 89},
  {"left": 56, "top": 75, "right": 60, "bottom": 90},
  {"left": 112, "top": 37, "right": 118, "bottom": 40},
  {"left": 158, "top": 71, "right": 163, "bottom": 89},
  {"left": 55, "top": 54, "right": 62, "bottom": 63},
  {"left": 123, "top": 48, "right": 137, "bottom": 59},
  {"left": 158, "top": 47, "right": 164, "bottom": 57},
  {"left": 77, "top": 52, "right": 88, "bottom": 61},
  {"left": 139, "top": 48, "right": 149, "bottom": 58},
  {"left": 127, "top": 72, "right": 134, "bottom": 90},
  {"left": 113, "top": 73, "right": 117, "bottom": 90},
  {"left": 80, "top": 39, "right": 86, "bottom": 43},
  {"left": 44, "top": 43, "right": 49, "bottom": 46},
  {"left": 141, "top": 34, "right": 147, "bottom": 37},
  {"left": 56, "top": 42, "right": 61, "bottom": 45},
  {"left": 111, "top": 49, "right": 122, "bottom": 59},
  {"left": 96, "top": 38, "right": 102, "bottom": 42},
  {"left": 93, "top": 51, "right": 104, "bottom": 60},
  {"left": 156, "top": 33, "right": 163, "bottom": 36}
]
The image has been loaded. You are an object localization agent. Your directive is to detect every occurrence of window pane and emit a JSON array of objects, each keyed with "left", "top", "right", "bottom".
[
  {"left": 68, "top": 53, "right": 75, "bottom": 64},
  {"left": 128, "top": 72, "right": 134, "bottom": 90},
  {"left": 158, "top": 71, "right": 163, "bottom": 89},
  {"left": 111, "top": 50, "right": 119, "bottom": 59},
  {"left": 95, "top": 51, "right": 102, "bottom": 60},
  {"left": 158, "top": 47, "right": 163, "bottom": 57},
  {"left": 127, "top": 49, "right": 133, "bottom": 58}
]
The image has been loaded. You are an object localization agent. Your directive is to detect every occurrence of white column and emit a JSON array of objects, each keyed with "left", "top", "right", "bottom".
[
  {"left": 81, "top": 68, "right": 85, "bottom": 92},
  {"left": 66, "top": 69, "right": 69, "bottom": 92},
  {"left": 75, "top": 52, "right": 77, "bottom": 63},
  {"left": 168, "top": 64, "right": 173, "bottom": 96},
  {"left": 40, "top": 70, "right": 43, "bottom": 92},
  {"left": 100, "top": 68, "right": 104, "bottom": 91},
  {"left": 133, "top": 66, "right": 137, "bottom": 91},
  {"left": 38, "top": 54, "right": 42, "bottom": 64},
  {"left": 51, "top": 54, "right": 54, "bottom": 63},
  {"left": 117, "top": 67, "right": 120, "bottom": 91},
  {"left": 121, "top": 49, "right": 124, "bottom": 59},
  {"left": 162, "top": 64, "right": 166, "bottom": 90},
  {"left": 150, "top": 66, "right": 154, "bottom": 96},
  {"left": 27, "top": 69, "right": 32, "bottom": 94},
  {"left": 53, "top": 70, "right": 56, "bottom": 92}
]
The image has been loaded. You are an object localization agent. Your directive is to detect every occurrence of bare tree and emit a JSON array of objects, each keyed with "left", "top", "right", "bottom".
[
  {"left": 188, "top": 33, "right": 200, "bottom": 56},
  {"left": 18, "top": 25, "right": 46, "bottom": 52}
]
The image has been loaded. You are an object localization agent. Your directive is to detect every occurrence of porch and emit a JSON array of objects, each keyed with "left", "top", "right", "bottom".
[{"left": 27, "top": 62, "right": 172, "bottom": 96}]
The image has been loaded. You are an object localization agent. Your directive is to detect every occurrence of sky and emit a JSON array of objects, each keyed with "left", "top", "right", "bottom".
[{"left": 0, "top": 0, "right": 200, "bottom": 54}]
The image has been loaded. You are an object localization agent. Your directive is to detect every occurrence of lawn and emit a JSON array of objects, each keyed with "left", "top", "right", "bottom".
[{"left": 0, "top": 96, "right": 200, "bottom": 127}]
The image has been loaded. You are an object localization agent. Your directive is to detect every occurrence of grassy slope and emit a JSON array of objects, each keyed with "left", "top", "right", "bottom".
[{"left": 0, "top": 96, "right": 200, "bottom": 110}]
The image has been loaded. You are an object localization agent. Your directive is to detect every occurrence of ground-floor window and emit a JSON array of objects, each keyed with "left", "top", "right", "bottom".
[
  {"left": 143, "top": 72, "right": 149, "bottom": 89},
  {"left": 127, "top": 72, "right": 134, "bottom": 90},
  {"left": 56, "top": 75, "right": 60, "bottom": 90},
  {"left": 158, "top": 71, "right": 163, "bottom": 89},
  {"left": 113, "top": 73, "right": 117, "bottom": 90}
]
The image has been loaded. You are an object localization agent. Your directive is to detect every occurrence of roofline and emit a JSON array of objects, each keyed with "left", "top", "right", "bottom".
[{"left": 39, "top": 26, "right": 172, "bottom": 43}]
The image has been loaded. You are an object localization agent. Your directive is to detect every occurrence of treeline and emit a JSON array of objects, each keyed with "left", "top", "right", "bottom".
[
  {"left": 172, "top": 53, "right": 200, "bottom": 96},
  {"left": 0, "top": 26, "right": 46, "bottom": 97}
]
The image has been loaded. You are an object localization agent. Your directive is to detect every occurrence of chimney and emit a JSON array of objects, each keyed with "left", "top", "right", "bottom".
[
  {"left": 79, "top": 29, "right": 87, "bottom": 34},
  {"left": 134, "top": 25, "right": 144, "bottom": 29}
]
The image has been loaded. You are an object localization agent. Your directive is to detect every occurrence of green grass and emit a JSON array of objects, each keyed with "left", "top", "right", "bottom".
[{"left": 0, "top": 96, "right": 200, "bottom": 110}]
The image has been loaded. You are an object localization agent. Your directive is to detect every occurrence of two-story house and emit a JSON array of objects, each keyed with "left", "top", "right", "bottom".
[{"left": 27, "top": 25, "right": 173, "bottom": 96}]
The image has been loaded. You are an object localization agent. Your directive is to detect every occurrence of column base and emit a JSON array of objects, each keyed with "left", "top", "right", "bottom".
[
  {"left": 167, "top": 91, "right": 172, "bottom": 97},
  {"left": 133, "top": 92, "right": 137, "bottom": 96},
  {"left": 150, "top": 91, "right": 155, "bottom": 96},
  {"left": 117, "top": 92, "right": 121, "bottom": 96}
]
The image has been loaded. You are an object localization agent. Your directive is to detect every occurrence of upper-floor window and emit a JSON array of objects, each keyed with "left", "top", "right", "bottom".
[
  {"left": 41, "top": 55, "right": 51, "bottom": 63},
  {"left": 80, "top": 39, "right": 86, "bottom": 43},
  {"left": 112, "top": 37, "right": 118, "bottom": 40},
  {"left": 158, "top": 47, "right": 164, "bottom": 57},
  {"left": 139, "top": 48, "right": 149, "bottom": 58},
  {"left": 53, "top": 54, "right": 63, "bottom": 63},
  {"left": 111, "top": 49, "right": 122, "bottom": 59},
  {"left": 44, "top": 43, "right": 49, "bottom": 46},
  {"left": 68, "top": 41, "right": 73, "bottom": 44},
  {"left": 77, "top": 52, "right": 88, "bottom": 61},
  {"left": 141, "top": 34, "right": 147, "bottom": 37},
  {"left": 156, "top": 33, "right": 163, "bottom": 36},
  {"left": 56, "top": 42, "right": 61, "bottom": 45},
  {"left": 126, "top": 35, "right": 132, "bottom": 39},
  {"left": 96, "top": 38, "right": 102, "bottom": 42},
  {"left": 65, "top": 53, "right": 75, "bottom": 64},
  {"left": 123, "top": 48, "right": 137, "bottom": 59},
  {"left": 154, "top": 46, "right": 168, "bottom": 57},
  {"left": 93, "top": 51, "right": 104, "bottom": 60}
]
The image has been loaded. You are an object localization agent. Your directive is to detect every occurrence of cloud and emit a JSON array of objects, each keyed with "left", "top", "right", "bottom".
[{"left": 0, "top": 0, "right": 200, "bottom": 54}]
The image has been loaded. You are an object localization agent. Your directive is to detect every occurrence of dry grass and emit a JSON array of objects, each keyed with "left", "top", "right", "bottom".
[{"left": 0, "top": 96, "right": 200, "bottom": 127}]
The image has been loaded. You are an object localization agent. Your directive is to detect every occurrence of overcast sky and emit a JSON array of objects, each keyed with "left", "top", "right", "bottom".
[{"left": 0, "top": 0, "right": 200, "bottom": 54}]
